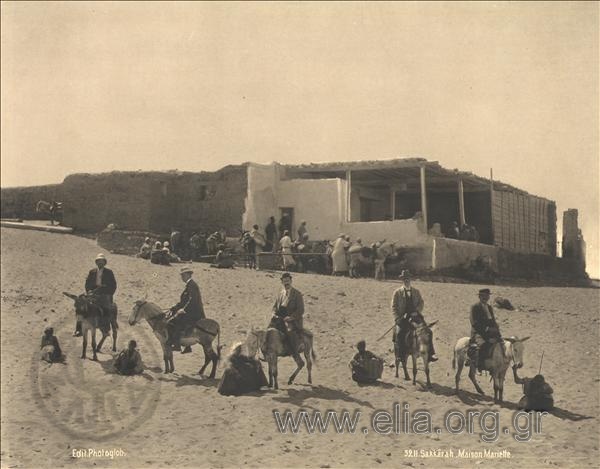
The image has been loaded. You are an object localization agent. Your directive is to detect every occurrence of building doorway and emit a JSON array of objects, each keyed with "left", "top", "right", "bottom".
[{"left": 279, "top": 207, "right": 294, "bottom": 237}]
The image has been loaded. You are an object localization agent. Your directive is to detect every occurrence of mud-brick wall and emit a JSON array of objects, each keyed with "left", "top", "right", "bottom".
[
  {"left": 62, "top": 173, "right": 156, "bottom": 232},
  {"left": 166, "top": 165, "right": 248, "bottom": 236},
  {"left": 0, "top": 184, "right": 63, "bottom": 220}
]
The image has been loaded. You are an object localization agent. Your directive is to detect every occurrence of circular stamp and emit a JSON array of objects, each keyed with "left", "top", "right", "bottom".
[{"left": 32, "top": 312, "right": 162, "bottom": 442}]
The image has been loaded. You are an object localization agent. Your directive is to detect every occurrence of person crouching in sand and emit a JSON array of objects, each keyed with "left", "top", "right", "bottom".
[
  {"left": 114, "top": 340, "right": 143, "bottom": 375},
  {"left": 40, "top": 326, "right": 63, "bottom": 363},
  {"left": 513, "top": 366, "right": 554, "bottom": 411},
  {"left": 349, "top": 340, "right": 383, "bottom": 384}
]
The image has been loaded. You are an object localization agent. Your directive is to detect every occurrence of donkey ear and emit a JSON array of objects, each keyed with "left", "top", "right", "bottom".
[
  {"left": 519, "top": 336, "right": 531, "bottom": 342},
  {"left": 62, "top": 292, "right": 78, "bottom": 300}
]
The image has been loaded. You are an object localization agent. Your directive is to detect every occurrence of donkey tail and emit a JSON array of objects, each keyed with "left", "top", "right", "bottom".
[
  {"left": 452, "top": 349, "right": 456, "bottom": 370},
  {"left": 216, "top": 329, "right": 222, "bottom": 360}
]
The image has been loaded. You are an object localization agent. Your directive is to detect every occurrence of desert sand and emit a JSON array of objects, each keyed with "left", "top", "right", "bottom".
[{"left": 1, "top": 227, "right": 598, "bottom": 468}]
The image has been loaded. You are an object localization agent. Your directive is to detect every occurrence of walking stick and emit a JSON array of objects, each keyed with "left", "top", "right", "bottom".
[
  {"left": 538, "top": 351, "right": 544, "bottom": 375},
  {"left": 377, "top": 325, "right": 395, "bottom": 342}
]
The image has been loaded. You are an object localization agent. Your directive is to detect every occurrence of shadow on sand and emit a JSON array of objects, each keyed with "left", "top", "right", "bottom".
[
  {"left": 427, "top": 382, "right": 520, "bottom": 410},
  {"left": 356, "top": 380, "right": 403, "bottom": 390},
  {"left": 549, "top": 407, "right": 594, "bottom": 422},
  {"left": 271, "top": 384, "right": 376, "bottom": 411},
  {"left": 163, "top": 374, "right": 220, "bottom": 388}
]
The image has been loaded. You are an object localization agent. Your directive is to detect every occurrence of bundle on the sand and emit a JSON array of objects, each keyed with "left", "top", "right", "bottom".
[
  {"left": 218, "top": 355, "right": 268, "bottom": 396},
  {"left": 494, "top": 297, "right": 515, "bottom": 310},
  {"left": 351, "top": 356, "right": 384, "bottom": 383}
]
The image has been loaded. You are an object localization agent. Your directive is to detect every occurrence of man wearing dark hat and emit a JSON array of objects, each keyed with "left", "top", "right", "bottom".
[
  {"left": 77, "top": 254, "right": 117, "bottom": 336},
  {"left": 269, "top": 272, "right": 305, "bottom": 364},
  {"left": 391, "top": 270, "right": 438, "bottom": 361},
  {"left": 468, "top": 288, "right": 501, "bottom": 370},
  {"left": 166, "top": 266, "right": 205, "bottom": 353}
]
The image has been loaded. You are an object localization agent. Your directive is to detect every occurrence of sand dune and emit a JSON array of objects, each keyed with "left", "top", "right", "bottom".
[{"left": 1, "top": 228, "right": 598, "bottom": 468}]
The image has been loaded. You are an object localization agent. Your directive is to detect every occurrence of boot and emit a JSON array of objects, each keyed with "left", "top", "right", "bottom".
[
  {"left": 287, "top": 332, "right": 304, "bottom": 366},
  {"left": 166, "top": 324, "right": 181, "bottom": 351},
  {"left": 466, "top": 344, "right": 477, "bottom": 368}
]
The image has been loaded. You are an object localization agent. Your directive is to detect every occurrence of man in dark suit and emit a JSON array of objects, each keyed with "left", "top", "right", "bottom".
[
  {"left": 269, "top": 272, "right": 305, "bottom": 364},
  {"left": 167, "top": 266, "right": 205, "bottom": 353},
  {"left": 392, "top": 270, "right": 437, "bottom": 361},
  {"left": 265, "top": 216, "right": 278, "bottom": 252},
  {"left": 76, "top": 253, "right": 117, "bottom": 336},
  {"left": 469, "top": 288, "right": 501, "bottom": 370}
]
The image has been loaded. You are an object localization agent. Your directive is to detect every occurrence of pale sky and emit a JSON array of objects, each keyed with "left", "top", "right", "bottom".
[{"left": 1, "top": 2, "right": 598, "bottom": 276}]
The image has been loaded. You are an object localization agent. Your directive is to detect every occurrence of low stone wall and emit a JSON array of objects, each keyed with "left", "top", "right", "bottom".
[
  {"left": 433, "top": 237, "right": 498, "bottom": 271},
  {"left": 393, "top": 244, "right": 433, "bottom": 275},
  {"left": 431, "top": 237, "right": 587, "bottom": 283},
  {"left": 340, "top": 218, "right": 428, "bottom": 247},
  {"left": 97, "top": 229, "right": 166, "bottom": 255},
  {"left": 497, "top": 249, "right": 587, "bottom": 283}
]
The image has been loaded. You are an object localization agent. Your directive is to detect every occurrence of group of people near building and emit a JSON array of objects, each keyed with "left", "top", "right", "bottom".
[
  {"left": 137, "top": 237, "right": 182, "bottom": 265},
  {"left": 137, "top": 228, "right": 227, "bottom": 265},
  {"left": 446, "top": 221, "right": 480, "bottom": 242},
  {"left": 136, "top": 228, "right": 229, "bottom": 265},
  {"left": 242, "top": 216, "right": 310, "bottom": 271}
]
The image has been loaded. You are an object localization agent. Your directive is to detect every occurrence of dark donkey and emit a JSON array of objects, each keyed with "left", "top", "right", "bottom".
[
  {"left": 63, "top": 292, "right": 119, "bottom": 360},
  {"left": 395, "top": 319, "right": 438, "bottom": 388}
]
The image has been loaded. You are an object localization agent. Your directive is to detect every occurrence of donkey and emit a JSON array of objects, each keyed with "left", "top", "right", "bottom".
[
  {"left": 129, "top": 300, "right": 221, "bottom": 376},
  {"left": 36, "top": 200, "right": 62, "bottom": 225},
  {"left": 395, "top": 320, "right": 438, "bottom": 388},
  {"left": 245, "top": 326, "right": 316, "bottom": 390},
  {"left": 452, "top": 335, "right": 529, "bottom": 403},
  {"left": 63, "top": 292, "right": 118, "bottom": 360}
]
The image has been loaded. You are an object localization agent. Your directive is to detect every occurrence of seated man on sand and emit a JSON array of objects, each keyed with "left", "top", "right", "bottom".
[
  {"left": 114, "top": 340, "right": 144, "bottom": 375},
  {"left": 218, "top": 343, "right": 268, "bottom": 396},
  {"left": 349, "top": 340, "right": 383, "bottom": 384},
  {"left": 163, "top": 242, "right": 181, "bottom": 263},
  {"left": 151, "top": 241, "right": 170, "bottom": 265},
  {"left": 137, "top": 237, "right": 153, "bottom": 259},
  {"left": 40, "top": 326, "right": 63, "bottom": 363}
]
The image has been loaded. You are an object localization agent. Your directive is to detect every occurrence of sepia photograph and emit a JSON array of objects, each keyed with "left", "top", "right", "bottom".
[{"left": 1, "top": 2, "right": 598, "bottom": 468}]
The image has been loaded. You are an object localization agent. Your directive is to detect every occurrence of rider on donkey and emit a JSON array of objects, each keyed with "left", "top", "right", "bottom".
[
  {"left": 468, "top": 288, "right": 502, "bottom": 371},
  {"left": 392, "top": 270, "right": 438, "bottom": 362},
  {"left": 268, "top": 272, "right": 305, "bottom": 365},
  {"left": 166, "top": 266, "right": 205, "bottom": 353},
  {"left": 75, "top": 253, "right": 117, "bottom": 336}
]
